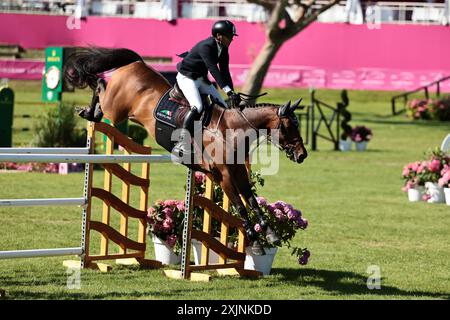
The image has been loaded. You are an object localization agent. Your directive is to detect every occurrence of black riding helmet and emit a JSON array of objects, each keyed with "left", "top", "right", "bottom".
[{"left": 212, "top": 20, "right": 238, "bottom": 38}]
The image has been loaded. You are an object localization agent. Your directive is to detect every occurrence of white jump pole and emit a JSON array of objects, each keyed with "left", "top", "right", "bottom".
[
  {"left": 0, "top": 154, "right": 173, "bottom": 164},
  {"left": 0, "top": 198, "right": 86, "bottom": 207},
  {"left": 0, "top": 247, "right": 83, "bottom": 260},
  {"left": 0, "top": 148, "right": 90, "bottom": 154}
]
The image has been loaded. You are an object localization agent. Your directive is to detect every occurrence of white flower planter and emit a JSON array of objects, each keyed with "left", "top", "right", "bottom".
[
  {"left": 152, "top": 235, "right": 181, "bottom": 265},
  {"left": 339, "top": 139, "right": 352, "bottom": 151},
  {"left": 425, "top": 182, "right": 445, "bottom": 204},
  {"left": 244, "top": 246, "right": 278, "bottom": 276},
  {"left": 444, "top": 188, "right": 450, "bottom": 206},
  {"left": 355, "top": 141, "right": 368, "bottom": 151},
  {"left": 192, "top": 239, "right": 222, "bottom": 265},
  {"left": 407, "top": 186, "right": 424, "bottom": 202}
]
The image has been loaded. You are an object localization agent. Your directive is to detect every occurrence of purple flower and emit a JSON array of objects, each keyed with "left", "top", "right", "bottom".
[
  {"left": 256, "top": 197, "right": 268, "bottom": 207},
  {"left": 287, "top": 208, "right": 299, "bottom": 220},
  {"left": 298, "top": 249, "right": 310, "bottom": 265},
  {"left": 254, "top": 223, "right": 263, "bottom": 233},
  {"left": 274, "top": 201, "right": 286, "bottom": 209},
  {"left": 297, "top": 217, "right": 308, "bottom": 229},
  {"left": 274, "top": 209, "right": 285, "bottom": 221}
]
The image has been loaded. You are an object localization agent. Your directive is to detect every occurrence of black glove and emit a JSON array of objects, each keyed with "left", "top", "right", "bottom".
[{"left": 227, "top": 91, "right": 241, "bottom": 108}]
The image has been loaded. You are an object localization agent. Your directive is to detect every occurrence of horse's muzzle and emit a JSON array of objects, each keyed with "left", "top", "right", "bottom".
[{"left": 295, "top": 151, "right": 307, "bottom": 164}]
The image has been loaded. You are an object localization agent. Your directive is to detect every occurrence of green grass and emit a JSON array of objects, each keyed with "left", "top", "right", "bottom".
[{"left": 0, "top": 80, "right": 449, "bottom": 300}]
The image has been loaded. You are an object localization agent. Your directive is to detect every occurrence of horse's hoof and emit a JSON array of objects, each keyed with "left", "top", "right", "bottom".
[
  {"left": 251, "top": 241, "right": 266, "bottom": 256},
  {"left": 77, "top": 107, "right": 94, "bottom": 121},
  {"left": 266, "top": 227, "right": 281, "bottom": 246},
  {"left": 245, "top": 227, "right": 257, "bottom": 241}
]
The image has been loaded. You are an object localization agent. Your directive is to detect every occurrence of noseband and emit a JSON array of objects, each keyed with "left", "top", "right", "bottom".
[{"left": 275, "top": 114, "right": 300, "bottom": 159}]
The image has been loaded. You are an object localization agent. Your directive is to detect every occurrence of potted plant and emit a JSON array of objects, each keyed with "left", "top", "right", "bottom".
[
  {"left": 351, "top": 125, "right": 373, "bottom": 151},
  {"left": 402, "top": 161, "right": 425, "bottom": 202},
  {"left": 438, "top": 164, "right": 450, "bottom": 205},
  {"left": 146, "top": 199, "right": 185, "bottom": 265},
  {"left": 421, "top": 149, "right": 449, "bottom": 203},
  {"left": 242, "top": 197, "right": 310, "bottom": 275}
]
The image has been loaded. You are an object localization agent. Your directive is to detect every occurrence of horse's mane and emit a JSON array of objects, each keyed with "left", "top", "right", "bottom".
[{"left": 242, "top": 103, "right": 280, "bottom": 109}]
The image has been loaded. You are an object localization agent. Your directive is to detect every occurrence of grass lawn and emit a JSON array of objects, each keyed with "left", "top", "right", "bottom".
[{"left": 0, "top": 80, "right": 449, "bottom": 300}]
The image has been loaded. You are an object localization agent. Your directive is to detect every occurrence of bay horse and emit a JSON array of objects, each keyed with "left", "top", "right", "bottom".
[{"left": 64, "top": 47, "right": 307, "bottom": 255}]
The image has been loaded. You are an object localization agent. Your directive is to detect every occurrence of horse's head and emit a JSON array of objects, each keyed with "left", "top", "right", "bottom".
[{"left": 276, "top": 99, "right": 308, "bottom": 164}]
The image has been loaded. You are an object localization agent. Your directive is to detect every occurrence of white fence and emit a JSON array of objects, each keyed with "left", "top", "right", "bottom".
[{"left": 0, "top": 146, "right": 172, "bottom": 261}]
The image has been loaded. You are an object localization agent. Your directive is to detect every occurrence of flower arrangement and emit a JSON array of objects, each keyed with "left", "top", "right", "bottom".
[
  {"left": 401, "top": 148, "right": 450, "bottom": 194},
  {"left": 251, "top": 197, "right": 310, "bottom": 265},
  {"left": 146, "top": 170, "right": 311, "bottom": 265},
  {"left": 146, "top": 199, "right": 185, "bottom": 254},
  {"left": 0, "top": 162, "right": 83, "bottom": 173},
  {"left": 407, "top": 97, "right": 450, "bottom": 121},
  {"left": 402, "top": 161, "right": 425, "bottom": 192},
  {"left": 438, "top": 164, "right": 450, "bottom": 189},
  {"left": 351, "top": 126, "right": 373, "bottom": 143}
]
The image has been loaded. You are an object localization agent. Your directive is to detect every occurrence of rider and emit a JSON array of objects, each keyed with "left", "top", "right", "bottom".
[{"left": 172, "top": 20, "right": 241, "bottom": 158}]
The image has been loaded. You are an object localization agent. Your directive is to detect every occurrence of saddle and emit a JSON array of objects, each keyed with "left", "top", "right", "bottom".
[{"left": 154, "top": 82, "right": 215, "bottom": 153}]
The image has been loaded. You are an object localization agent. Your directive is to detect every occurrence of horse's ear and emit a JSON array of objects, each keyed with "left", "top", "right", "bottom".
[
  {"left": 278, "top": 100, "right": 291, "bottom": 116},
  {"left": 290, "top": 98, "right": 302, "bottom": 113}
]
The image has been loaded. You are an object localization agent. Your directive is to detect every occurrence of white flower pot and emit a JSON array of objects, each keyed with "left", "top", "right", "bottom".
[
  {"left": 355, "top": 141, "right": 368, "bottom": 151},
  {"left": 152, "top": 235, "right": 181, "bottom": 265},
  {"left": 425, "top": 182, "right": 445, "bottom": 204},
  {"left": 408, "top": 186, "right": 424, "bottom": 202},
  {"left": 444, "top": 188, "right": 450, "bottom": 206},
  {"left": 339, "top": 139, "right": 352, "bottom": 151},
  {"left": 192, "top": 239, "right": 221, "bottom": 265},
  {"left": 244, "top": 246, "right": 278, "bottom": 276}
]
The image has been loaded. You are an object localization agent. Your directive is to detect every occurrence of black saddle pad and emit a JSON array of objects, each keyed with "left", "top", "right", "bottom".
[{"left": 154, "top": 89, "right": 214, "bottom": 153}]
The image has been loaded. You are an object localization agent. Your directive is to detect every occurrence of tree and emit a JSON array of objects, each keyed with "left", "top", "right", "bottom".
[{"left": 242, "top": 0, "right": 341, "bottom": 99}]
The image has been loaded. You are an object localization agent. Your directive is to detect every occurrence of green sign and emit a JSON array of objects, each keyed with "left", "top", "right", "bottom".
[
  {"left": 0, "top": 86, "right": 14, "bottom": 147},
  {"left": 42, "top": 47, "right": 63, "bottom": 102}
]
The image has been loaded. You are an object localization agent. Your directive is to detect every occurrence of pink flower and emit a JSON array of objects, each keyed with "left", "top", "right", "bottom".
[
  {"left": 176, "top": 201, "right": 185, "bottom": 212},
  {"left": 194, "top": 172, "right": 206, "bottom": 186},
  {"left": 417, "top": 163, "right": 426, "bottom": 174},
  {"left": 147, "top": 207, "right": 156, "bottom": 218},
  {"left": 254, "top": 224, "right": 263, "bottom": 233},
  {"left": 163, "top": 200, "right": 177, "bottom": 207},
  {"left": 422, "top": 194, "right": 431, "bottom": 201},
  {"left": 402, "top": 168, "right": 410, "bottom": 177},
  {"left": 162, "top": 217, "right": 173, "bottom": 230},
  {"left": 162, "top": 207, "right": 173, "bottom": 218},
  {"left": 428, "top": 159, "right": 441, "bottom": 173}
]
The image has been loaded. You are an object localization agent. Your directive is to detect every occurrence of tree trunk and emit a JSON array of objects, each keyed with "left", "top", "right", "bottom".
[{"left": 241, "top": 39, "right": 282, "bottom": 101}]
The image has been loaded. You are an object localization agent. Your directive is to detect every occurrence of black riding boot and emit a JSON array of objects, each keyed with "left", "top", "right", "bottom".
[{"left": 172, "top": 107, "right": 200, "bottom": 158}]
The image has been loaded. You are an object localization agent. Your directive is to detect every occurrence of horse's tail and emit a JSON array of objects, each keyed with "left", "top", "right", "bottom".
[{"left": 64, "top": 47, "right": 143, "bottom": 90}]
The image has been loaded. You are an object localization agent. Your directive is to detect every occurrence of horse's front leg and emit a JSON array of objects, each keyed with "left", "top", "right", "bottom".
[
  {"left": 233, "top": 164, "right": 281, "bottom": 246},
  {"left": 77, "top": 79, "right": 105, "bottom": 122},
  {"left": 218, "top": 166, "right": 265, "bottom": 256}
]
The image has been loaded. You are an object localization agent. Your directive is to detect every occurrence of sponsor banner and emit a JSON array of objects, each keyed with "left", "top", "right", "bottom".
[
  {"left": 0, "top": 59, "right": 44, "bottom": 80},
  {"left": 2, "top": 60, "right": 449, "bottom": 92}
]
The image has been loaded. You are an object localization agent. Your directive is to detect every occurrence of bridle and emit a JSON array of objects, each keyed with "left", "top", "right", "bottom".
[{"left": 274, "top": 113, "right": 301, "bottom": 160}]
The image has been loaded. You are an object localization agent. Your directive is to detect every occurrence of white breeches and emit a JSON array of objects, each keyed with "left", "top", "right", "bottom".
[{"left": 176, "top": 72, "right": 227, "bottom": 113}]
